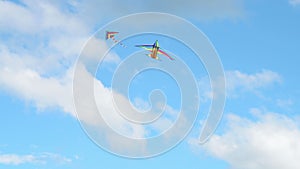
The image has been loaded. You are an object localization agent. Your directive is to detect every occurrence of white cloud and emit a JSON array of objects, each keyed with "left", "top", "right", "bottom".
[
  {"left": 196, "top": 111, "right": 300, "bottom": 169},
  {"left": 73, "top": 64, "right": 191, "bottom": 155},
  {"left": 70, "top": 63, "right": 150, "bottom": 155},
  {"left": 0, "top": 0, "right": 89, "bottom": 69},
  {"left": 0, "top": 1, "right": 36, "bottom": 33},
  {"left": 0, "top": 48, "right": 75, "bottom": 116},
  {"left": 73, "top": 63, "right": 146, "bottom": 137},
  {"left": 0, "top": 152, "right": 72, "bottom": 165},
  {"left": 0, "top": 34, "right": 144, "bottom": 154}
]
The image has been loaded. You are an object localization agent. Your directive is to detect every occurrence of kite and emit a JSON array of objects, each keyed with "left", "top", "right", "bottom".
[
  {"left": 105, "top": 31, "right": 126, "bottom": 47},
  {"left": 135, "top": 40, "right": 174, "bottom": 61}
]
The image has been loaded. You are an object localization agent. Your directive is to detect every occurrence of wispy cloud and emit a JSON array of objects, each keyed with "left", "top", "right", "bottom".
[
  {"left": 0, "top": 0, "right": 87, "bottom": 34},
  {"left": 289, "top": 0, "right": 300, "bottom": 5},
  {"left": 226, "top": 70, "right": 281, "bottom": 97},
  {"left": 198, "top": 69, "right": 281, "bottom": 101},
  {"left": 191, "top": 110, "right": 300, "bottom": 169},
  {"left": 0, "top": 154, "right": 38, "bottom": 165},
  {"left": 0, "top": 152, "right": 72, "bottom": 165},
  {"left": 276, "top": 98, "right": 294, "bottom": 109},
  {"left": 78, "top": 0, "right": 245, "bottom": 23}
]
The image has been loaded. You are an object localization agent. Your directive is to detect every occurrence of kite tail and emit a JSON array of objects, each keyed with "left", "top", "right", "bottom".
[
  {"left": 112, "top": 37, "right": 118, "bottom": 44},
  {"left": 119, "top": 42, "right": 127, "bottom": 48},
  {"left": 112, "top": 37, "right": 126, "bottom": 48}
]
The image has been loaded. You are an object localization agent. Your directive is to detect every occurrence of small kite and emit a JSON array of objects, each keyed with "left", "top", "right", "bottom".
[
  {"left": 105, "top": 31, "right": 126, "bottom": 47},
  {"left": 135, "top": 40, "right": 174, "bottom": 61}
]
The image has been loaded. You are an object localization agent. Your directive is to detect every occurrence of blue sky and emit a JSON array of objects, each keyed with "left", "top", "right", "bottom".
[{"left": 1, "top": 0, "right": 300, "bottom": 168}]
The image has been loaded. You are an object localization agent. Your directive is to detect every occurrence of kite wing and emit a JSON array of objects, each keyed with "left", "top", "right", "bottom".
[
  {"left": 106, "top": 31, "right": 119, "bottom": 40},
  {"left": 158, "top": 49, "right": 174, "bottom": 60},
  {"left": 135, "top": 44, "right": 153, "bottom": 51}
]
